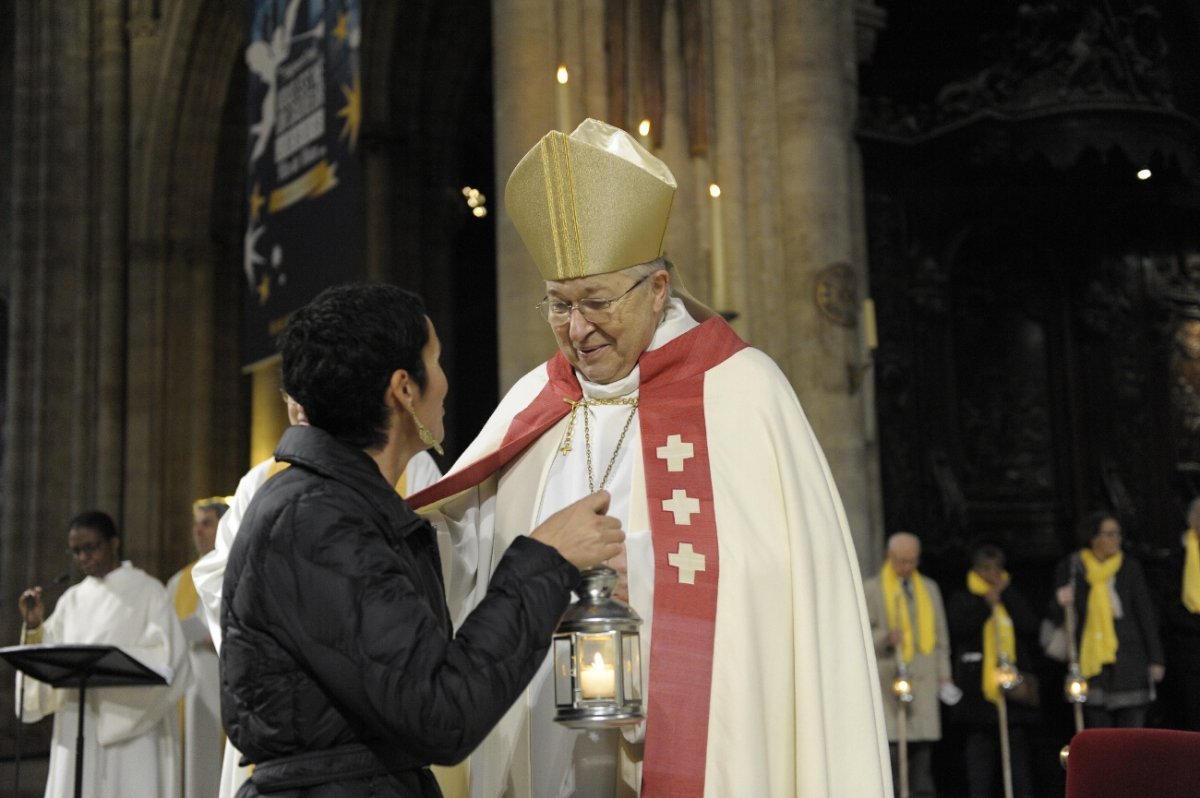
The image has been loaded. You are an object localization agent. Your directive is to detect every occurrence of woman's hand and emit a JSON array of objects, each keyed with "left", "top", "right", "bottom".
[
  {"left": 1056, "top": 584, "right": 1074, "bottom": 607},
  {"left": 531, "top": 490, "right": 625, "bottom": 570},
  {"left": 1149, "top": 664, "right": 1166, "bottom": 683}
]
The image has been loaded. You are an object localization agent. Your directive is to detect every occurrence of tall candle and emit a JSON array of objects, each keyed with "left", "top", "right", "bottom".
[
  {"left": 862, "top": 297, "right": 878, "bottom": 350},
  {"left": 556, "top": 65, "right": 571, "bottom": 132},
  {"left": 709, "top": 184, "right": 727, "bottom": 310},
  {"left": 579, "top": 652, "right": 615, "bottom": 699}
]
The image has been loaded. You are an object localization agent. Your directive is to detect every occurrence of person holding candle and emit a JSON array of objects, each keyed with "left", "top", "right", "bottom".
[
  {"left": 16, "top": 510, "right": 193, "bottom": 798},
  {"left": 946, "top": 543, "right": 1039, "bottom": 798},
  {"left": 1164, "top": 497, "right": 1200, "bottom": 730},
  {"left": 412, "top": 119, "right": 889, "bottom": 798},
  {"left": 863, "top": 531, "right": 954, "bottom": 798},
  {"left": 220, "top": 283, "right": 625, "bottom": 797},
  {"left": 1051, "top": 511, "right": 1164, "bottom": 729}
]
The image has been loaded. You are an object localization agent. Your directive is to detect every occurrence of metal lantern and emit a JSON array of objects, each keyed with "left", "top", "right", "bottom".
[
  {"left": 995, "top": 653, "right": 1023, "bottom": 693},
  {"left": 552, "top": 566, "right": 644, "bottom": 728},
  {"left": 892, "top": 660, "right": 915, "bottom": 704},
  {"left": 1063, "top": 663, "right": 1089, "bottom": 704}
]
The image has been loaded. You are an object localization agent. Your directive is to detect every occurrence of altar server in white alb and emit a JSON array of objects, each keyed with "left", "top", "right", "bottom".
[
  {"left": 410, "top": 118, "right": 891, "bottom": 798},
  {"left": 16, "top": 510, "right": 191, "bottom": 798},
  {"left": 166, "top": 496, "right": 229, "bottom": 798}
]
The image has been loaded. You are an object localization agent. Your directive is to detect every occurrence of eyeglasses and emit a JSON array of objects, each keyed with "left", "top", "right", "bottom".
[
  {"left": 535, "top": 276, "right": 649, "bottom": 325},
  {"left": 66, "top": 541, "right": 105, "bottom": 558}
]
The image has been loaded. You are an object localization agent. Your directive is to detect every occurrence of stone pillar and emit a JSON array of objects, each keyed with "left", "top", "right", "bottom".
[{"left": 491, "top": 0, "right": 560, "bottom": 390}]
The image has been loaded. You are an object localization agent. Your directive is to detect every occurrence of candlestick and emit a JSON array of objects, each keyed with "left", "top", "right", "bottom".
[
  {"left": 579, "top": 652, "right": 615, "bottom": 699},
  {"left": 709, "top": 184, "right": 727, "bottom": 310},
  {"left": 556, "top": 65, "right": 571, "bottom": 133}
]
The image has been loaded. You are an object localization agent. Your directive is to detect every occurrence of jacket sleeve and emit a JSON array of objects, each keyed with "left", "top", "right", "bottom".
[
  {"left": 1125, "top": 559, "right": 1164, "bottom": 667},
  {"left": 262, "top": 498, "right": 578, "bottom": 765},
  {"left": 947, "top": 590, "right": 990, "bottom": 644}
]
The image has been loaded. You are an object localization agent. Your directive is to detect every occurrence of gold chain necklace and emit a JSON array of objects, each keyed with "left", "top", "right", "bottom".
[{"left": 560, "top": 396, "right": 640, "bottom": 492}]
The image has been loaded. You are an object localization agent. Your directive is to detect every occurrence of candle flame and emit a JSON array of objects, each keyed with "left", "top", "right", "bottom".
[
  {"left": 709, "top": 183, "right": 721, "bottom": 199},
  {"left": 557, "top": 65, "right": 569, "bottom": 85},
  {"left": 590, "top": 652, "right": 606, "bottom": 669},
  {"left": 638, "top": 119, "right": 651, "bottom": 136}
]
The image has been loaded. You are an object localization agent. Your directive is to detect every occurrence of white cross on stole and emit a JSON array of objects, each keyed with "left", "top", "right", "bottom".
[
  {"left": 656, "top": 434, "right": 695, "bottom": 472},
  {"left": 668, "top": 542, "right": 707, "bottom": 585},
  {"left": 662, "top": 489, "right": 701, "bottom": 525}
]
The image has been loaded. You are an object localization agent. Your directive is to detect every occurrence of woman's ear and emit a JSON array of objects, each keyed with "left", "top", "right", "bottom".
[{"left": 388, "top": 369, "right": 413, "bottom": 410}]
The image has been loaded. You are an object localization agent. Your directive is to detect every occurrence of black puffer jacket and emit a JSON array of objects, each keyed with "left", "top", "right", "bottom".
[{"left": 221, "top": 425, "right": 579, "bottom": 797}]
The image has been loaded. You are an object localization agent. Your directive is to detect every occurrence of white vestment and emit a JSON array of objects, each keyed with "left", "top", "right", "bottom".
[
  {"left": 167, "top": 562, "right": 222, "bottom": 798},
  {"left": 414, "top": 302, "right": 891, "bottom": 798},
  {"left": 192, "top": 450, "right": 442, "bottom": 798},
  {"left": 16, "top": 562, "right": 191, "bottom": 798}
]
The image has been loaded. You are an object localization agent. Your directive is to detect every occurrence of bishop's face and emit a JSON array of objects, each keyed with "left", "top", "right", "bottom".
[{"left": 545, "top": 269, "right": 669, "bottom": 385}]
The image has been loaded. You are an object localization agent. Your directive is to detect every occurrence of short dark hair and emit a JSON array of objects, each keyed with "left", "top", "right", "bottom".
[
  {"left": 279, "top": 283, "right": 429, "bottom": 449},
  {"left": 1076, "top": 510, "right": 1117, "bottom": 548},
  {"left": 971, "top": 543, "right": 1006, "bottom": 570},
  {"left": 67, "top": 510, "right": 118, "bottom": 540}
]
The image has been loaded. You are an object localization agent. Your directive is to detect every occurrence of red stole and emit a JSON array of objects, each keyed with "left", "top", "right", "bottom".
[{"left": 409, "top": 317, "right": 747, "bottom": 796}]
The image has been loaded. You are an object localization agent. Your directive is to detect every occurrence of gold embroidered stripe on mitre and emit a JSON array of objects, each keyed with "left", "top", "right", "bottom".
[{"left": 506, "top": 119, "right": 677, "bottom": 280}]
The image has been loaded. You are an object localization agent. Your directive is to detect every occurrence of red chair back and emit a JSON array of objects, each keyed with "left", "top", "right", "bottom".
[{"left": 1064, "top": 728, "right": 1200, "bottom": 798}]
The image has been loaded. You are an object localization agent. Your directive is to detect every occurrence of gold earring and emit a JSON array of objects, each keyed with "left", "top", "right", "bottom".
[{"left": 408, "top": 407, "right": 444, "bottom": 455}]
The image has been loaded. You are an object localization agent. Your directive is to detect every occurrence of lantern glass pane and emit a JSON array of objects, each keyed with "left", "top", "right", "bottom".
[
  {"left": 553, "top": 636, "right": 574, "bottom": 707},
  {"left": 622, "top": 631, "right": 641, "bottom": 700},
  {"left": 576, "top": 633, "right": 617, "bottom": 700}
]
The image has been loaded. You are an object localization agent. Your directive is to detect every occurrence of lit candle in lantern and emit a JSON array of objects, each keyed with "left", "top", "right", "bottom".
[
  {"left": 638, "top": 118, "right": 652, "bottom": 150},
  {"left": 579, "top": 652, "right": 615, "bottom": 699},
  {"left": 709, "top": 183, "right": 727, "bottom": 310},
  {"left": 556, "top": 65, "right": 571, "bottom": 133}
]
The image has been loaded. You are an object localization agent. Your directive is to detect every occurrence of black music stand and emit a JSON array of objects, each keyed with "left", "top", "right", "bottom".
[{"left": 0, "top": 644, "right": 169, "bottom": 798}]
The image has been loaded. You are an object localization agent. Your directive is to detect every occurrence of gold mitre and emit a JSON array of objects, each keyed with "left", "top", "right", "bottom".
[{"left": 505, "top": 118, "right": 677, "bottom": 280}]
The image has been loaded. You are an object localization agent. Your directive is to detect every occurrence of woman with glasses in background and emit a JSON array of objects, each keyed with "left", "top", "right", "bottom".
[{"left": 1052, "top": 510, "right": 1165, "bottom": 728}]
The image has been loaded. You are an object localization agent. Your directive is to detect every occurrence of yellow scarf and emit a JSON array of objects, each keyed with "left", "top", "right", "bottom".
[
  {"left": 967, "top": 570, "right": 1015, "bottom": 705},
  {"left": 882, "top": 560, "right": 935, "bottom": 662},
  {"left": 1184, "top": 529, "right": 1200, "bottom": 614},
  {"left": 173, "top": 562, "right": 199, "bottom": 619},
  {"left": 1079, "top": 548, "right": 1122, "bottom": 679}
]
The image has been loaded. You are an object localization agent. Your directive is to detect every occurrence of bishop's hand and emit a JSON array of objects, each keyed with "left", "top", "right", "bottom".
[{"left": 531, "top": 490, "right": 625, "bottom": 570}]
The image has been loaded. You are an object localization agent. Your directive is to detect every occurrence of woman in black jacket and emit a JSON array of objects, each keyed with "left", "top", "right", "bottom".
[
  {"left": 221, "top": 284, "right": 624, "bottom": 797},
  {"left": 1051, "top": 511, "right": 1164, "bottom": 728}
]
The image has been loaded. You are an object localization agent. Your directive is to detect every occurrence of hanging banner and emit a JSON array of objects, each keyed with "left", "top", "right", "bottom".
[{"left": 243, "top": 0, "right": 363, "bottom": 368}]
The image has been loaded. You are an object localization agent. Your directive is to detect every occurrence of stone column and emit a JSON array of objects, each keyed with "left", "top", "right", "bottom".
[{"left": 491, "top": 0, "right": 560, "bottom": 391}]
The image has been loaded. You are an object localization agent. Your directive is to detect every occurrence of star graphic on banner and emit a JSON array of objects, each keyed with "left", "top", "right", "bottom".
[
  {"left": 338, "top": 71, "right": 362, "bottom": 151},
  {"left": 249, "top": 182, "right": 265, "bottom": 222},
  {"left": 257, "top": 274, "right": 271, "bottom": 305},
  {"left": 333, "top": 12, "right": 349, "bottom": 44}
]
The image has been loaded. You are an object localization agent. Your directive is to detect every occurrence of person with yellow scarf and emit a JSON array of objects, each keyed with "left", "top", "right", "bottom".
[
  {"left": 1164, "top": 497, "right": 1200, "bottom": 730},
  {"left": 1053, "top": 511, "right": 1164, "bottom": 729},
  {"left": 166, "top": 496, "right": 229, "bottom": 798},
  {"left": 947, "top": 544, "right": 1039, "bottom": 798},
  {"left": 863, "top": 532, "right": 953, "bottom": 798}
]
